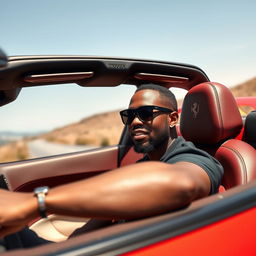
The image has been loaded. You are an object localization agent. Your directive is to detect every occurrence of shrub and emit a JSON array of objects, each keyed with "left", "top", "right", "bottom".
[
  {"left": 100, "top": 137, "right": 110, "bottom": 147},
  {"left": 75, "top": 137, "right": 95, "bottom": 145}
]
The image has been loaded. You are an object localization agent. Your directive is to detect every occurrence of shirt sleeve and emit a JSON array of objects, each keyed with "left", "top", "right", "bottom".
[{"left": 165, "top": 153, "right": 223, "bottom": 194}]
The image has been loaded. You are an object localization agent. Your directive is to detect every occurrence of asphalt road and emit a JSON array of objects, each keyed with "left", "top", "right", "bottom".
[{"left": 28, "top": 139, "right": 96, "bottom": 158}]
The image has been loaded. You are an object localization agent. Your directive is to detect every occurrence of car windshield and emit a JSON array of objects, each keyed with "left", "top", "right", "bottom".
[{"left": 0, "top": 84, "right": 135, "bottom": 162}]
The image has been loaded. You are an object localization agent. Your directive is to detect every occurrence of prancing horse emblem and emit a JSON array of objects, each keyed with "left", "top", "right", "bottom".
[{"left": 191, "top": 102, "right": 199, "bottom": 118}]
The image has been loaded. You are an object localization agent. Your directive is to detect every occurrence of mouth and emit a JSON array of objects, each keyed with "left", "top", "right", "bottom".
[{"left": 131, "top": 129, "right": 149, "bottom": 141}]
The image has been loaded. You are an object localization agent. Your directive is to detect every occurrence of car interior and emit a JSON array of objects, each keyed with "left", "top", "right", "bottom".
[{"left": 0, "top": 55, "right": 255, "bottom": 254}]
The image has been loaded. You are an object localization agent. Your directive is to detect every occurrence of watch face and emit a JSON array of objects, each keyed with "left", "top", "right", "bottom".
[{"left": 34, "top": 186, "right": 49, "bottom": 194}]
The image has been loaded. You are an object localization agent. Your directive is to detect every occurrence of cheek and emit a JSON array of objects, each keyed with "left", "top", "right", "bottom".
[{"left": 151, "top": 117, "right": 170, "bottom": 136}]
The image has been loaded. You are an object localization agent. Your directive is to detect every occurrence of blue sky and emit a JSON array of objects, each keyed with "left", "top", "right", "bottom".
[{"left": 1, "top": 0, "right": 256, "bottom": 132}]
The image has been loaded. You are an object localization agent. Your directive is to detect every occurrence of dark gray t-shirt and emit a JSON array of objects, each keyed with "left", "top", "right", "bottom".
[{"left": 138, "top": 136, "right": 223, "bottom": 194}]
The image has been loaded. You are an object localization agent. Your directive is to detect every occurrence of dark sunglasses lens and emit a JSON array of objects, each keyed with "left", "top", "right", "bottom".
[
  {"left": 138, "top": 107, "right": 153, "bottom": 122},
  {"left": 121, "top": 110, "right": 133, "bottom": 125},
  {"left": 120, "top": 111, "right": 127, "bottom": 124},
  {"left": 121, "top": 115, "right": 128, "bottom": 124},
  {"left": 121, "top": 107, "right": 157, "bottom": 124}
]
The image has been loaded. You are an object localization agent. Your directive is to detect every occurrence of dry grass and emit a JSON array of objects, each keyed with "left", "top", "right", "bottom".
[
  {"left": 41, "top": 110, "right": 124, "bottom": 146},
  {"left": 0, "top": 140, "right": 29, "bottom": 162},
  {"left": 231, "top": 77, "right": 256, "bottom": 97}
]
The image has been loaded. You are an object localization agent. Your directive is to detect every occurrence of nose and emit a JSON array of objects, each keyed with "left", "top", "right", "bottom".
[{"left": 129, "top": 115, "right": 143, "bottom": 127}]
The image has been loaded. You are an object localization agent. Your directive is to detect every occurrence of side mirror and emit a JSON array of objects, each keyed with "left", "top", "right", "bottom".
[{"left": 0, "top": 48, "right": 7, "bottom": 68}]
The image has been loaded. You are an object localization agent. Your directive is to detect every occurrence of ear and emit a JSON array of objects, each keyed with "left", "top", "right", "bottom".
[{"left": 168, "top": 111, "right": 179, "bottom": 128}]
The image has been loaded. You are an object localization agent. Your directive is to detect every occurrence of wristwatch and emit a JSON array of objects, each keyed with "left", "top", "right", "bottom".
[{"left": 34, "top": 186, "right": 49, "bottom": 218}]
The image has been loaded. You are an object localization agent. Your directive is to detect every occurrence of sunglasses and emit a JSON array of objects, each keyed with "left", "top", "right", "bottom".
[{"left": 120, "top": 105, "right": 173, "bottom": 125}]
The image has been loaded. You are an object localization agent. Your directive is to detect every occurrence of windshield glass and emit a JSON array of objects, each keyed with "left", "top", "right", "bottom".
[{"left": 0, "top": 84, "right": 137, "bottom": 162}]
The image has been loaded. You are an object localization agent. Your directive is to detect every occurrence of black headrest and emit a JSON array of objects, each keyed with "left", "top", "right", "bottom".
[{"left": 242, "top": 110, "right": 256, "bottom": 149}]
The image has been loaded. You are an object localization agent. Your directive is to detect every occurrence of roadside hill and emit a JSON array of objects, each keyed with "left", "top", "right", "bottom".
[
  {"left": 41, "top": 110, "right": 124, "bottom": 146},
  {"left": 230, "top": 77, "right": 256, "bottom": 97}
]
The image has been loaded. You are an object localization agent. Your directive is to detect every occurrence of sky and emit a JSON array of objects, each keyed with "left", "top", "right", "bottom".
[{"left": 0, "top": 0, "right": 256, "bottom": 132}]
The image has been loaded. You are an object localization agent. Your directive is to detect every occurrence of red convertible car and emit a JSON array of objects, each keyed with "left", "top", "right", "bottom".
[{"left": 0, "top": 49, "right": 256, "bottom": 255}]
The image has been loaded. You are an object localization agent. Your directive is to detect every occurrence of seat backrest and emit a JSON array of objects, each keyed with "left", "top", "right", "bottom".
[
  {"left": 180, "top": 82, "right": 256, "bottom": 189},
  {"left": 215, "top": 139, "right": 256, "bottom": 189},
  {"left": 242, "top": 110, "right": 256, "bottom": 149}
]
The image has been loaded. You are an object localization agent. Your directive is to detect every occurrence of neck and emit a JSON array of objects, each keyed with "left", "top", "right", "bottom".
[{"left": 147, "top": 137, "right": 175, "bottom": 161}]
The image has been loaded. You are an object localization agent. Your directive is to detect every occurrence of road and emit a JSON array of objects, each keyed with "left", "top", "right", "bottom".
[{"left": 28, "top": 139, "right": 96, "bottom": 158}]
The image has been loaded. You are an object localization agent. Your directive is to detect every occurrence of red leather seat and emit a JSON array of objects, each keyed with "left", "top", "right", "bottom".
[{"left": 180, "top": 82, "right": 256, "bottom": 190}]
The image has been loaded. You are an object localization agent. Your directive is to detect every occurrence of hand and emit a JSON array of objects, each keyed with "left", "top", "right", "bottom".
[{"left": 0, "top": 189, "right": 38, "bottom": 237}]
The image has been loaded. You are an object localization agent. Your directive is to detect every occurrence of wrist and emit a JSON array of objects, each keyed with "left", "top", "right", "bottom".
[
  {"left": 16, "top": 192, "right": 39, "bottom": 221},
  {"left": 34, "top": 186, "right": 49, "bottom": 218}
]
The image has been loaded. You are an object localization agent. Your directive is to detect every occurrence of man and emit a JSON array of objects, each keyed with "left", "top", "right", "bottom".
[{"left": 0, "top": 83, "right": 223, "bottom": 245}]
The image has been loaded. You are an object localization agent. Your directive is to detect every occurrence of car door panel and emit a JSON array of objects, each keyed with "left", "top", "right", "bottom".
[{"left": 0, "top": 146, "right": 119, "bottom": 192}]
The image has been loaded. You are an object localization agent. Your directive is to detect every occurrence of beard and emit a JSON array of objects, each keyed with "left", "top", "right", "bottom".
[
  {"left": 133, "top": 134, "right": 168, "bottom": 154},
  {"left": 133, "top": 139, "right": 155, "bottom": 153}
]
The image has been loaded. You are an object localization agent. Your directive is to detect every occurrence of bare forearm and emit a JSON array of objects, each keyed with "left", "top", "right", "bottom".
[
  {"left": 0, "top": 161, "right": 210, "bottom": 237},
  {"left": 45, "top": 162, "right": 206, "bottom": 220}
]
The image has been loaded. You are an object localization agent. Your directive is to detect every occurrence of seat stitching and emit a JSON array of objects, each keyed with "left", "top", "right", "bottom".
[
  {"left": 209, "top": 83, "right": 223, "bottom": 140},
  {"left": 221, "top": 145, "right": 247, "bottom": 183}
]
